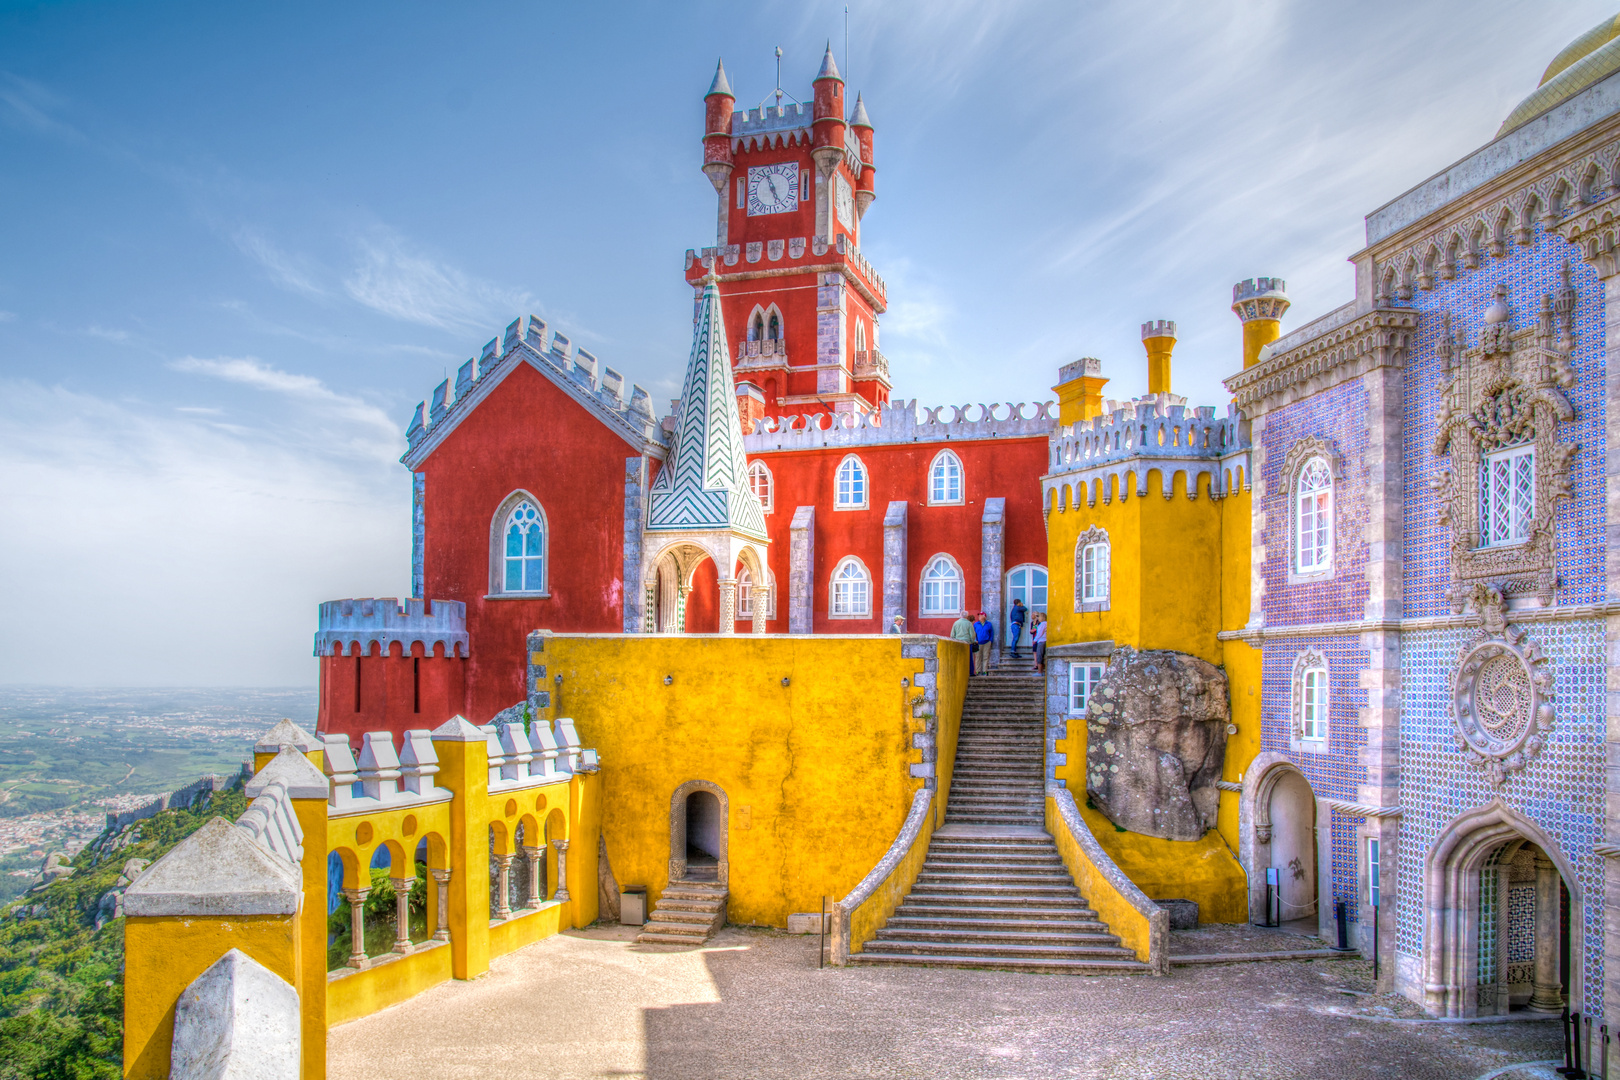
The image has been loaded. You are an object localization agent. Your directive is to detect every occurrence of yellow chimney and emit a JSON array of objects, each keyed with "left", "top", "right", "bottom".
[
  {"left": 1141, "top": 320, "right": 1176, "bottom": 395},
  {"left": 1053, "top": 357, "right": 1108, "bottom": 426},
  {"left": 1231, "top": 278, "right": 1291, "bottom": 368}
]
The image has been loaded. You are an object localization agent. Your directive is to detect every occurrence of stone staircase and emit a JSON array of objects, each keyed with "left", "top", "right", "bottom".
[
  {"left": 635, "top": 881, "right": 728, "bottom": 946},
  {"left": 852, "top": 663, "right": 1150, "bottom": 974}
]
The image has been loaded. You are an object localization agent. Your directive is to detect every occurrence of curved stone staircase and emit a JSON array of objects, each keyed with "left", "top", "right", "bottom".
[{"left": 852, "top": 659, "right": 1150, "bottom": 974}]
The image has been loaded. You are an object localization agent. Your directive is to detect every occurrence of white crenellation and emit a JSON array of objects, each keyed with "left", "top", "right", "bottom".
[
  {"left": 746, "top": 398, "right": 1057, "bottom": 453},
  {"left": 233, "top": 781, "right": 304, "bottom": 866},
  {"left": 403, "top": 314, "right": 664, "bottom": 460},
  {"left": 314, "top": 597, "right": 469, "bottom": 658},
  {"left": 1043, "top": 396, "right": 1250, "bottom": 511},
  {"left": 356, "top": 732, "right": 402, "bottom": 801},
  {"left": 554, "top": 719, "right": 583, "bottom": 772},
  {"left": 320, "top": 734, "right": 359, "bottom": 810},
  {"left": 688, "top": 233, "right": 886, "bottom": 305},
  {"left": 398, "top": 730, "right": 440, "bottom": 794}
]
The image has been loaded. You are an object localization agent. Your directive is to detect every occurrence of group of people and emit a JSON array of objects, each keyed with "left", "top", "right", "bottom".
[{"left": 946, "top": 599, "right": 1045, "bottom": 676}]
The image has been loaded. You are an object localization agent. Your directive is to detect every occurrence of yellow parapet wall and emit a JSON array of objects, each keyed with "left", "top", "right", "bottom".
[
  {"left": 1046, "top": 787, "right": 1167, "bottom": 974},
  {"left": 533, "top": 633, "right": 967, "bottom": 928}
]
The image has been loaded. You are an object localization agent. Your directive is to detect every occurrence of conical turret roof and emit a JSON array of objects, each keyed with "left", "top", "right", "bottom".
[
  {"left": 816, "top": 41, "right": 842, "bottom": 82},
  {"left": 646, "top": 273, "right": 767, "bottom": 540},
  {"left": 706, "top": 58, "right": 734, "bottom": 99},
  {"left": 849, "top": 92, "right": 872, "bottom": 128}
]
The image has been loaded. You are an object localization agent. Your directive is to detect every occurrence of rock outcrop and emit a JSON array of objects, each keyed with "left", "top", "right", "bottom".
[{"left": 1084, "top": 648, "right": 1229, "bottom": 841}]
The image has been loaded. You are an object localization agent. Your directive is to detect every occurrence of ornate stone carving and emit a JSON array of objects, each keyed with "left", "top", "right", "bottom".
[
  {"left": 1073, "top": 524, "right": 1109, "bottom": 611},
  {"left": 1450, "top": 595, "right": 1556, "bottom": 787},
  {"left": 1288, "top": 647, "right": 1330, "bottom": 745},
  {"left": 1429, "top": 278, "right": 1579, "bottom": 610}
]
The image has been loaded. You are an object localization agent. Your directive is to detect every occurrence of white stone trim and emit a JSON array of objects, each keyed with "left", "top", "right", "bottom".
[
  {"left": 829, "top": 555, "right": 875, "bottom": 619},
  {"left": 833, "top": 453, "right": 870, "bottom": 511},
  {"left": 488, "top": 490, "right": 550, "bottom": 599},
  {"left": 918, "top": 552, "right": 966, "bottom": 618},
  {"left": 927, "top": 448, "right": 965, "bottom": 506}
]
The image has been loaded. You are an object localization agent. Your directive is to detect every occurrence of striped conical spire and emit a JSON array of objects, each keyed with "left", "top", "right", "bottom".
[{"left": 646, "top": 273, "right": 768, "bottom": 540}]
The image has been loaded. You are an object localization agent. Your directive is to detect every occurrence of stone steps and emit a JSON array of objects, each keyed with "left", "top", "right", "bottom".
[{"left": 635, "top": 882, "right": 727, "bottom": 946}]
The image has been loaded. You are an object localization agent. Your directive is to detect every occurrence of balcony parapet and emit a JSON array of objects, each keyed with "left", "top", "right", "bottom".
[{"left": 314, "top": 598, "right": 469, "bottom": 659}]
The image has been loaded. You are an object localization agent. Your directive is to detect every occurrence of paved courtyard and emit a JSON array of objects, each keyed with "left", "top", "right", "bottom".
[{"left": 329, "top": 925, "right": 1564, "bottom": 1080}]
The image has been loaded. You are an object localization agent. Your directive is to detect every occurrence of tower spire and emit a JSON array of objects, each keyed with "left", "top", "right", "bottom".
[
  {"left": 817, "top": 40, "right": 842, "bottom": 82},
  {"left": 706, "top": 58, "right": 733, "bottom": 99}
]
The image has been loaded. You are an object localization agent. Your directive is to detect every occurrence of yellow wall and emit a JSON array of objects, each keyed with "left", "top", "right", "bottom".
[
  {"left": 843, "top": 790, "right": 935, "bottom": 956},
  {"left": 327, "top": 940, "right": 454, "bottom": 1026},
  {"left": 536, "top": 634, "right": 965, "bottom": 928},
  {"left": 1045, "top": 793, "right": 1161, "bottom": 968},
  {"left": 124, "top": 913, "right": 301, "bottom": 1080},
  {"left": 1045, "top": 460, "right": 1257, "bottom": 923},
  {"left": 931, "top": 643, "right": 967, "bottom": 829}
]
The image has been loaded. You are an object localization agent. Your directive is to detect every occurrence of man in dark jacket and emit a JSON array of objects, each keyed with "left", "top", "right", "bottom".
[{"left": 1009, "top": 599, "right": 1028, "bottom": 659}]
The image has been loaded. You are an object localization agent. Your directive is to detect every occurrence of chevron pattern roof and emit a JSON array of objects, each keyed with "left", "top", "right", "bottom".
[{"left": 648, "top": 275, "right": 769, "bottom": 540}]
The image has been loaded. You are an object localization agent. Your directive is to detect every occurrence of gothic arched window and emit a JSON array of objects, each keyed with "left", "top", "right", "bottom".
[
  {"left": 929, "top": 450, "right": 964, "bottom": 505},
  {"left": 1075, "top": 527, "right": 1110, "bottom": 611},
  {"left": 748, "top": 460, "right": 774, "bottom": 513},
  {"left": 1295, "top": 456, "right": 1334, "bottom": 573},
  {"left": 500, "top": 500, "right": 546, "bottom": 593},
  {"left": 767, "top": 312, "right": 780, "bottom": 341},
  {"left": 830, "top": 557, "right": 872, "bottom": 618},
  {"left": 750, "top": 313, "right": 764, "bottom": 342},
  {"left": 835, "top": 455, "right": 869, "bottom": 510},
  {"left": 920, "top": 555, "right": 964, "bottom": 617}
]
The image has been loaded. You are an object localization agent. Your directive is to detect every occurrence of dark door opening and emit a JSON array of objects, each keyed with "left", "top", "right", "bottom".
[{"left": 685, "top": 790, "right": 721, "bottom": 882}]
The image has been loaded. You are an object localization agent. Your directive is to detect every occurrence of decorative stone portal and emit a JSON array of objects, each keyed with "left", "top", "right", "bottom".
[
  {"left": 1254, "top": 766, "right": 1317, "bottom": 926},
  {"left": 1422, "top": 801, "right": 1581, "bottom": 1018},
  {"left": 668, "top": 779, "right": 729, "bottom": 886}
]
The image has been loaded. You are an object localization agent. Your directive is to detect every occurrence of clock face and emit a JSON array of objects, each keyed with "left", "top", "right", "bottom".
[
  {"left": 835, "top": 174, "right": 855, "bottom": 229},
  {"left": 748, "top": 163, "right": 799, "bottom": 216}
]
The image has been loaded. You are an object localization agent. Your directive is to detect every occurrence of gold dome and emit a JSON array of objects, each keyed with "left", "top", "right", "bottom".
[{"left": 1499, "top": 14, "right": 1620, "bottom": 137}]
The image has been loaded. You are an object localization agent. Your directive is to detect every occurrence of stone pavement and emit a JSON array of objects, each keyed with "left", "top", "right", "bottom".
[{"left": 328, "top": 924, "right": 1562, "bottom": 1080}]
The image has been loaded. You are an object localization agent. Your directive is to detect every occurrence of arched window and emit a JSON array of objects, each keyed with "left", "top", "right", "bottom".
[
  {"left": 1291, "top": 649, "right": 1330, "bottom": 748},
  {"left": 919, "top": 555, "right": 964, "bottom": 617},
  {"left": 748, "top": 460, "right": 774, "bottom": 513},
  {"left": 835, "top": 455, "right": 868, "bottom": 510},
  {"left": 1295, "top": 456, "right": 1333, "bottom": 573},
  {"left": 854, "top": 320, "right": 867, "bottom": 354},
  {"left": 738, "top": 566, "right": 777, "bottom": 618},
  {"left": 830, "top": 557, "right": 871, "bottom": 618},
  {"left": 501, "top": 500, "right": 546, "bottom": 593},
  {"left": 767, "top": 312, "right": 781, "bottom": 341},
  {"left": 929, "top": 449, "right": 964, "bottom": 505},
  {"left": 1074, "top": 526, "right": 1109, "bottom": 611},
  {"left": 750, "top": 313, "right": 764, "bottom": 342},
  {"left": 1482, "top": 443, "right": 1535, "bottom": 546}
]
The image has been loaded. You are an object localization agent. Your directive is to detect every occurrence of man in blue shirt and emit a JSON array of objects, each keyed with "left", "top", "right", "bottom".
[{"left": 1009, "top": 599, "right": 1028, "bottom": 659}]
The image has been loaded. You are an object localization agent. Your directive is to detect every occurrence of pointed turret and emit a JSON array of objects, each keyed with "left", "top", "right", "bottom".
[
  {"left": 850, "top": 93, "right": 876, "bottom": 218},
  {"left": 646, "top": 272, "right": 768, "bottom": 542},
  {"left": 812, "top": 41, "right": 847, "bottom": 145},
  {"left": 816, "top": 41, "right": 842, "bottom": 82},
  {"left": 849, "top": 93, "right": 872, "bottom": 129},
  {"left": 702, "top": 59, "right": 738, "bottom": 244}
]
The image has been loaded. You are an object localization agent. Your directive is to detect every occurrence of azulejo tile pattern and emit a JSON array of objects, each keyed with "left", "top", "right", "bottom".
[
  {"left": 1400, "top": 227, "right": 1607, "bottom": 618},
  {"left": 1397, "top": 619, "right": 1607, "bottom": 1018},
  {"left": 1506, "top": 883, "right": 1535, "bottom": 966},
  {"left": 1260, "top": 381, "right": 1371, "bottom": 627},
  {"left": 1260, "top": 635, "right": 1369, "bottom": 920}
]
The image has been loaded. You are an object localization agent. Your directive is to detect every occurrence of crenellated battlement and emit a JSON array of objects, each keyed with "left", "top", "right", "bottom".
[
  {"left": 731, "top": 100, "right": 813, "bottom": 141},
  {"left": 1047, "top": 395, "right": 1247, "bottom": 475},
  {"left": 314, "top": 597, "right": 469, "bottom": 658},
  {"left": 403, "top": 314, "right": 662, "bottom": 468},
  {"left": 1141, "top": 320, "right": 1177, "bottom": 340},
  {"left": 744, "top": 398, "right": 1057, "bottom": 453},
  {"left": 686, "top": 232, "right": 886, "bottom": 306}
]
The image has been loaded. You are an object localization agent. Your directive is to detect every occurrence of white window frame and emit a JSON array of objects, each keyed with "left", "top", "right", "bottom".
[
  {"left": 1480, "top": 443, "right": 1535, "bottom": 548},
  {"left": 919, "top": 554, "right": 965, "bottom": 617},
  {"left": 829, "top": 557, "right": 873, "bottom": 619},
  {"left": 748, "top": 460, "right": 774, "bottom": 514},
  {"left": 1069, "top": 662, "right": 1104, "bottom": 715},
  {"left": 1368, "top": 836, "right": 1381, "bottom": 909},
  {"left": 737, "top": 566, "right": 777, "bottom": 619},
  {"left": 1301, "top": 666, "right": 1328, "bottom": 742},
  {"left": 835, "top": 454, "right": 869, "bottom": 511},
  {"left": 488, "top": 490, "right": 549, "bottom": 598},
  {"left": 1294, "top": 455, "right": 1334, "bottom": 575},
  {"left": 1075, "top": 528, "right": 1110, "bottom": 612},
  {"left": 928, "top": 449, "right": 964, "bottom": 506}
]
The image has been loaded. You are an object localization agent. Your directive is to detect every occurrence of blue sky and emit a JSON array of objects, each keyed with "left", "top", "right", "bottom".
[{"left": 0, "top": 0, "right": 1606, "bottom": 685}]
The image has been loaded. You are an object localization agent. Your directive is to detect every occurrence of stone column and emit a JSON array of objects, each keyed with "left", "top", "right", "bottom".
[
  {"left": 981, "top": 498, "right": 1006, "bottom": 663},
  {"left": 752, "top": 585, "right": 770, "bottom": 634},
  {"left": 789, "top": 506, "right": 815, "bottom": 634},
  {"left": 717, "top": 578, "right": 737, "bottom": 635},
  {"left": 390, "top": 877, "right": 412, "bottom": 953},
  {"left": 882, "top": 500, "right": 908, "bottom": 630},
  {"left": 623, "top": 456, "right": 648, "bottom": 633},
  {"left": 675, "top": 586, "right": 690, "bottom": 634},
  {"left": 553, "top": 840, "right": 571, "bottom": 903},
  {"left": 493, "top": 854, "right": 513, "bottom": 919},
  {"left": 344, "top": 887, "right": 370, "bottom": 968},
  {"left": 522, "top": 845, "right": 543, "bottom": 908},
  {"left": 1528, "top": 854, "right": 1564, "bottom": 1012},
  {"left": 431, "top": 868, "right": 451, "bottom": 941}
]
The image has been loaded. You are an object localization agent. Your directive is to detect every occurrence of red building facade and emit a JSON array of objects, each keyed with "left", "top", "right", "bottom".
[{"left": 313, "top": 51, "right": 1066, "bottom": 740}]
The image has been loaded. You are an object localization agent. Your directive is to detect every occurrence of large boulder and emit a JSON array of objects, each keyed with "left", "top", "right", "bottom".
[{"left": 1084, "top": 648, "right": 1229, "bottom": 841}]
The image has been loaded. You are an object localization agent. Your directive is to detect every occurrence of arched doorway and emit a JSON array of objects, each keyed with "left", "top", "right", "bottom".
[
  {"left": 668, "top": 780, "right": 729, "bottom": 886},
  {"left": 1424, "top": 802, "right": 1581, "bottom": 1018},
  {"left": 1247, "top": 759, "right": 1320, "bottom": 931},
  {"left": 1005, "top": 564, "right": 1047, "bottom": 658}
]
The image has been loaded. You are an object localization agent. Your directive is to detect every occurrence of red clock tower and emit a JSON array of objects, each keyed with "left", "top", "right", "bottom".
[{"left": 685, "top": 47, "right": 889, "bottom": 425}]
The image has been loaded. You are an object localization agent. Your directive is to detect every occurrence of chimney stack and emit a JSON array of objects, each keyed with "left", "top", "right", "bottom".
[
  {"left": 1141, "top": 320, "right": 1176, "bottom": 395},
  {"left": 1231, "top": 278, "right": 1290, "bottom": 369}
]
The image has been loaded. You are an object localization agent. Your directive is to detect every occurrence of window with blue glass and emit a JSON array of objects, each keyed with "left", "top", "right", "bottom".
[{"left": 503, "top": 501, "right": 546, "bottom": 592}]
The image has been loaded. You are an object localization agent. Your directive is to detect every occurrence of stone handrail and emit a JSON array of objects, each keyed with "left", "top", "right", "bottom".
[
  {"left": 829, "top": 787, "right": 934, "bottom": 965},
  {"left": 1045, "top": 784, "right": 1168, "bottom": 975}
]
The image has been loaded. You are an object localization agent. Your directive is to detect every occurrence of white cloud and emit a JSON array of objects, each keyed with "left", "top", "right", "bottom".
[
  {"left": 344, "top": 227, "right": 533, "bottom": 332},
  {"left": 0, "top": 379, "right": 409, "bottom": 685},
  {"left": 0, "top": 311, "right": 16, "bottom": 323},
  {"left": 232, "top": 227, "right": 327, "bottom": 298},
  {"left": 86, "top": 325, "right": 132, "bottom": 344}
]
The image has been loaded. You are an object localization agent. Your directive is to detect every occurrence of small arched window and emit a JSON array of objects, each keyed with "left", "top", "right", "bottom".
[
  {"left": 854, "top": 320, "right": 867, "bottom": 354},
  {"left": 835, "top": 455, "right": 868, "bottom": 510},
  {"left": 1292, "top": 649, "right": 1330, "bottom": 748},
  {"left": 502, "top": 501, "right": 546, "bottom": 593},
  {"left": 750, "top": 313, "right": 764, "bottom": 342},
  {"left": 1074, "top": 527, "right": 1109, "bottom": 610},
  {"left": 920, "top": 555, "right": 964, "bottom": 617},
  {"left": 767, "top": 312, "right": 781, "bottom": 341},
  {"left": 748, "top": 460, "right": 774, "bottom": 513},
  {"left": 738, "top": 566, "right": 777, "bottom": 618},
  {"left": 1296, "top": 457, "right": 1333, "bottom": 573},
  {"left": 929, "top": 450, "right": 964, "bottom": 505},
  {"left": 830, "top": 557, "right": 872, "bottom": 618}
]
